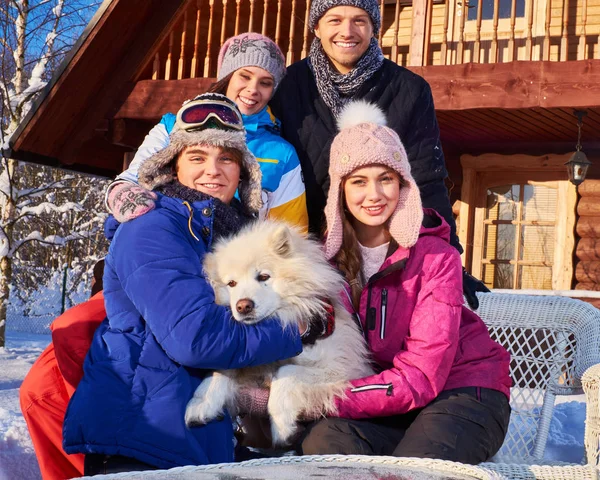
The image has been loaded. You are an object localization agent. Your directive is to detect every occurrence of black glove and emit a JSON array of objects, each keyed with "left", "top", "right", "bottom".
[
  {"left": 301, "top": 300, "right": 335, "bottom": 345},
  {"left": 462, "top": 268, "right": 490, "bottom": 310}
]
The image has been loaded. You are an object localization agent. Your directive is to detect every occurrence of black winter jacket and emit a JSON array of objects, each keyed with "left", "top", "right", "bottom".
[{"left": 270, "top": 58, "right": 461, "bottom": 252}]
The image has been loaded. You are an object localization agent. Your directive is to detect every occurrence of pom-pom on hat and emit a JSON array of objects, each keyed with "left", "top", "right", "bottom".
[
  {"left": 138, "top": 93, "right": 263, "bottom": 215},
  {"left": 324, "top": 100, "right": 424, "bottom": 260},
  {"left": 309, "top": 0, "right": 381, "bottom": 36},
  {"left": 217, "top": 33, "right": 287, "bottom": 89}
]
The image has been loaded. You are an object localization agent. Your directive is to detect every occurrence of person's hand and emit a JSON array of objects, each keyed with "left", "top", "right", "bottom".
[
  {"left": 300, "top": 300, "right": 335, "bottom": 345},
  {"left": 463, "top": 268, "right": 490, "bottom": 310},
  {"left": 107, "top": 182, "right": 157, "bottom": 223}
]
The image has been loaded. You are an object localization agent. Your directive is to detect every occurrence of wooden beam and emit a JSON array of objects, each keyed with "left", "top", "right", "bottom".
[
  {"left": 460, "top": 153, "right": 572, "bottom": 171},
  {"left": 409, "top": 0, "right": 427, "bottom": 67},
  {"left": 409, "top": 60, "right": 600, "bottom": 111},
  {"left": 116, "top": 78, "right": 216, "bottom": 121}
]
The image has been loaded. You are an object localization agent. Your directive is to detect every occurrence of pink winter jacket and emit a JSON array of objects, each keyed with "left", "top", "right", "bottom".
[{"left": 334, "top": 210, "right": 512, "bottom": 420}]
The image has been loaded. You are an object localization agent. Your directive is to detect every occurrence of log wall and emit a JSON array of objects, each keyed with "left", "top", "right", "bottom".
[{"left": 575, "top": 179, "right": 600, "bottom": 290}]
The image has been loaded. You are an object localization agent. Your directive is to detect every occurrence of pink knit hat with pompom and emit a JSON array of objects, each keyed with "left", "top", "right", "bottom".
[
  {"left": 217, "top": 33, "right": 286, "bottom": 89},
  {"left": 324, "top": 100, "right": 424, "bottom": 260}
]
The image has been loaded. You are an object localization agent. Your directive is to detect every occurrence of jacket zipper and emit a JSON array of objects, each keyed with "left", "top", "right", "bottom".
[
  {"left": 350, "top": 383, "right": 393, "bottom": 396},
  {"left": 380, "top": 289, "right": 387, "bottom": 339}
]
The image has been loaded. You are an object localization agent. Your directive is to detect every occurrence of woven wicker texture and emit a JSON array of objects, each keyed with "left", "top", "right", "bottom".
[
  {"left": 83, "top": 455, "right": 505, "bottom": 479},
  {"left": 475, "top": 292, "right": 600, "bottom": 465},
  {"left": 82, "top": 455, "right": 600, "bottom": 480}
]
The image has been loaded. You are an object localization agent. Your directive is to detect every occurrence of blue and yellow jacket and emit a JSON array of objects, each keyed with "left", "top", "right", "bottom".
[
  {"left": 63, "top": 194, "right": 302, "bottom": 469},
  {"left": 118, "top": 107, "right": 308, "bottom": 232}
]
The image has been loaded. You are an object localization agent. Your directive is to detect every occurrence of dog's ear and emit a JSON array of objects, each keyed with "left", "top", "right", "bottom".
[{"left": 270, "top": 224, "right": 293, "bottom": 258}]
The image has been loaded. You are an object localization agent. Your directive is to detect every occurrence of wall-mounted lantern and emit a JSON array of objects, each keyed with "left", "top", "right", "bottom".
[{"left": 565, "top": 110, "right": 592, "bottom": 186}]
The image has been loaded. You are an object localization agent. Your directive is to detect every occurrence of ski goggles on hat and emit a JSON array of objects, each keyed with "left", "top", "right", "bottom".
[{"left": 176, "top": 99, "right": 244, "bottom": 132}]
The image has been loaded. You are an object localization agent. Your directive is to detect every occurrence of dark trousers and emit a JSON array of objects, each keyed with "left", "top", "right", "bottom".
[
  {"left": 299, "top": 387, "right": 511, "bottom": 465},
  {"left": 84, "top": 454, "right": 158, "bottom": 475}
]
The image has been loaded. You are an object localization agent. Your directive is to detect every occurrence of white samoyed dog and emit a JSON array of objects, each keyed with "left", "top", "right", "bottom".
[{"left": 184, "top": 220, "right": 374, "bottom": 446}]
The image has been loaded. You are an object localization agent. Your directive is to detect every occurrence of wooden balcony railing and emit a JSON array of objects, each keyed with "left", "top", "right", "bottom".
[{"left": 138, "top": 0, "right": 600, "bottom": 82}]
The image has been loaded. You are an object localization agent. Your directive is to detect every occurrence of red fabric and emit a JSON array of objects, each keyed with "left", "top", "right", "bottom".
[
  {"left": 50, "top": 292, "right": 106, "bottom": 396},
  {"left": 19, "top": 292, "right": 106, "bottom": 480}
]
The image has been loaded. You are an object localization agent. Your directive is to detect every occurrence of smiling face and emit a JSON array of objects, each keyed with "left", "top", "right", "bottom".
[
  {"left": 343, "top": 165, "right": 401, "bottom": 246},
  {"left": 314, "top": 6, "right": 374, "bottom": 74},
  {"left": 175, "top": 145, "right": 242, "bottom": 204},
  {"left": 225, "top": 66, "right": 275, "bottom": 116}
]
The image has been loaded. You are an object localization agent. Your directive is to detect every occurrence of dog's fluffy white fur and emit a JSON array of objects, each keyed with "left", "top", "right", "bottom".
[{"left": 184, "top": 220, "right": 373, "bottom": 446}]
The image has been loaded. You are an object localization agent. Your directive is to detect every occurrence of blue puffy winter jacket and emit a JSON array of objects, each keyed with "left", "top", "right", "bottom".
[{"left": 63, "top": 194, "right": 302, "bottom": 469}]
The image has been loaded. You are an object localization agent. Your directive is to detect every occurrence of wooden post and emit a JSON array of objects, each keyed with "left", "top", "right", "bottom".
[
  {"left": 275, "top": 0, "right": 283, "bottom": 45},
  {"left": 440, "top": 0, "right": 450, "bottom": 65},
  {"left": 301, "top": 0, "right": 311, "bottom": 59},
  {"left": 190, "top": 0, "right": 202, "bottom": 78},
  {"left": 249, "top": 0, "right": 256, "bottom": 32},
  {"left": 423, "top": 0, "right": 433, "bottom": 66},
  {"left": 391, "top": 0, "right": 402, "bottom": 64},
  {"left": 204, "top": 0, "right": 216, "bottom": 77},
  {"left": 543, "top": 0, "right": 551, "bottom": 61},
  {"left": 262, "top": 0, "right": 269, "bottom": 35},
  {"left": 491, "top": 0, "right": 500, "bottom": 63},
  {"left": 508, "top": 0, "right": 517, "bottom": 61},
  {"left": 178, "top": 11, "right": 188, "bottom": 79},
  {"left": 165, "top": 31, "right": 174, "bottom": 80},
  {"left": 235, "top": 0, "right": 242, "bottom": 35},
  {"left": 378, "top": 0, "right": 385, "bottom": 47},
  {"left": 560, "top": 0, "right": 569, "bottom": 61},
  {"left": 457, "top": 0, "right": 467, "bottom": 64},
  {"left": 286, "top": 0, "right": 297, "bottom": 65},
  {"left": 475, "top": 0, "right": 483, "bottom": 62},
  {"left": 525, "top": 0, "right": 534, "bottom": 60},
  {"left": 409, "top": 0, "right": 428, "bottom": 66},
  {"left": 578, "top": 0, "right": 588, "bottom": 60},
  {"left": 221, "top": 0, "right": 229, "bottom": 47}
]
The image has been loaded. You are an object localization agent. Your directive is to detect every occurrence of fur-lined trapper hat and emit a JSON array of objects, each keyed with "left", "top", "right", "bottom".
[
  {"left": 138, "top": 93, "right": 263, "bottom": 215},
  {"left": 324, "top": 100, "right": 423, "bottom": 260}
]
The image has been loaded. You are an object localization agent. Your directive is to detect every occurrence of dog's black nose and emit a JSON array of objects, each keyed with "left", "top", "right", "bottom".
[{"left": 236, "top": 298, "right": 255, "bottom": 314}]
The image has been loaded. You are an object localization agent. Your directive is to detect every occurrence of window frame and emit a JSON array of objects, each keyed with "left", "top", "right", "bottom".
[{"left": 458, "top": 153, "right": 577, "bottom": 290}]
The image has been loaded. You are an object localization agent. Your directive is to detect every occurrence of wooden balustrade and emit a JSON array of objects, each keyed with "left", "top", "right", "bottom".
[{"left": 144, "top": 0, "right": 598, "bottom": 81}]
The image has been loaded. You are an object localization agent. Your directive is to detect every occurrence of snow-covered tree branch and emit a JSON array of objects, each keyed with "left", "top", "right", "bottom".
[{"left": 0, "top": 0, "right": 103, "bottom": 347}]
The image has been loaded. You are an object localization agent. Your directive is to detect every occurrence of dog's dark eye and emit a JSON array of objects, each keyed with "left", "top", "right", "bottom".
[
  {"left": 257, "top": 273, "right": 270, "bottom": 282},
  {"left": 227, "top": 280, "right": 237, "bottom": 287}
]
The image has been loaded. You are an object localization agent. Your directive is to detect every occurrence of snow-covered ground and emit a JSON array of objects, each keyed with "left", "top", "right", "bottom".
[{"left": 0, "top": 330, "right": 588, "bottom": 480}]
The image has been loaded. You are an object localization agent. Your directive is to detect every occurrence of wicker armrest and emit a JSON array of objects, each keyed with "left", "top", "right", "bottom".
[{"left": 582, "top": 363, "right": 600, "bottom": 465}]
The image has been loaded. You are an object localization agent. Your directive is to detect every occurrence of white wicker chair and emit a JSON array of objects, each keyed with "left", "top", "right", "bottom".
[{"left": 472, "top": 291, "right": 600, "bottom": 467}]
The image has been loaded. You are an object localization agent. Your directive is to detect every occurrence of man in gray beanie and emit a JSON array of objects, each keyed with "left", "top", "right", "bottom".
[{"left": 270, "top": 0, "right": 489, "bottom": 309}]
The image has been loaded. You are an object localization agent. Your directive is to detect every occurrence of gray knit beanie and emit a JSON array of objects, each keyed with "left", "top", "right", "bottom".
[
  {"left": 217, "top": 33, "right": 287, "bottom": 89},
  {"left": 309, "top": 0, "right": 381, "bottom": 36}
]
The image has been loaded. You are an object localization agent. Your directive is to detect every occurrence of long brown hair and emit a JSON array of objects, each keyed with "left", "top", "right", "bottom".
[
  {"left": 207, "top": 72, "right": 234, "bottom": 95},
  {"left": 332, "top": 185, "right": 364, "bottom": 312}
]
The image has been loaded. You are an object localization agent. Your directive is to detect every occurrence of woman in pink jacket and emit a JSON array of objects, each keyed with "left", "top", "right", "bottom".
[{"left": 298, "top": 100, "right": 512, "bottom": 464}]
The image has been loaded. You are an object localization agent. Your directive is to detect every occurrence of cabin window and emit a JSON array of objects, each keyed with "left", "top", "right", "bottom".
[
  {"left": 458, "top": 154, "right": 577, "bottom": 291},
  {"left": 480, "top": 183, "right": 557, "bottom": 289},
  {"left": 467, "top": 0, "right": 526, "bottom": 21}
]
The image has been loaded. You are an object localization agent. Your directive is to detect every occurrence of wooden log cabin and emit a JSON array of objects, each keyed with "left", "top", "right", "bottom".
[{"left": 7, "top": 0, "right": 600, "bottom": 297}]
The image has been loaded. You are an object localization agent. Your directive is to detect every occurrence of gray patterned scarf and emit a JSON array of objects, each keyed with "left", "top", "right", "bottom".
[{"left": 308, "top": 37, "right": 384, "bottom": 116}]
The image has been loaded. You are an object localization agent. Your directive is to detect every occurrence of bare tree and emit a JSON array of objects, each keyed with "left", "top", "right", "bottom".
[{"left": 0, "top": 0, "right": 103, "bottom": 347}]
